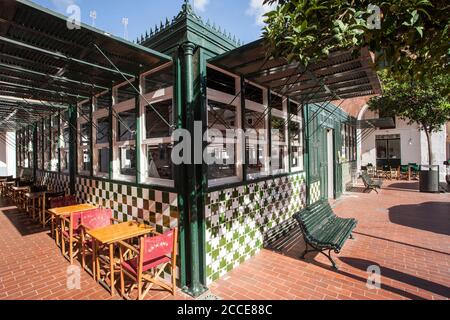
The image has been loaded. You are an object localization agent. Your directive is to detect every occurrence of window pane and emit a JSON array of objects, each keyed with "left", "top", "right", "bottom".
[
  {"left": 388, "top": 139, "right": 401, "bottom": 160},
  {"left": 63, "top": 128, "right": 70, "bottom": 147},
  {"left": 61, "top": 150, "right": 69, "bottom": 171},
  {"left": 117, "top": 83, "right": 135, "bottom": 104},
  {"left": 147, "top": 144, "right": 173, "bottom": 180},
  {"left": 376, "top": 140, "right": 387, "bottom": 159},
  {"left": 81, "top": 148, "right": 91, "bottom": 172},
  {"left": 96, "top": 91, "right": 112, "bottom": 110},
  {"left": 144, "top": 66, "right": 174, "bottom": 94},
  {"left": 270, "top": 94, "right": 283, "bottom": 111},
  {"left": 245, "top": 83, "right": 263, "bottom": 104},
  {"left": 207, "top": 67, "right": 235, "bottom": 95},
  {"left": 271, "top": 116, "right": 286, "bottom": 171},
  {"left": 207, "top": 100, "right": 237, "bottom": 179},
  {"left": 290, "top": 120, "right": 303, "bottom": 169},
  {"left": 98, "top": 148, "right": 109, "bottom": 174},
  {"left": 79, "top": 102, "right": 91, "bottom": 117},
  {"left": 120, "top": 146, "right": 136, "bottom": 176},
  {"left": 80, "top": 123, "right": 90, "bottom": 146},
  {"left": 145, "top": 100, "right": 173, "bottom": 139},
  {"left": 96, "top": 117, "right": 110, "bottom": 144},
  {"left": 245, "top": 109, "right": 266, "bottom": 176},
  {"left": 117, "top": 110, "right": 136, "bottom": 142}
]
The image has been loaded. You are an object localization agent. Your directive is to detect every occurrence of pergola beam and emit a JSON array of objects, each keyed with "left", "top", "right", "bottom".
[{"left": 0, "top": 36, "right": 135, "bottom": 78}]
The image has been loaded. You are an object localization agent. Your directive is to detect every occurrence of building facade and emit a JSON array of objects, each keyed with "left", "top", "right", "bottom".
[{"left": 12, "top": 2, "right": 370, "bottom": 296}]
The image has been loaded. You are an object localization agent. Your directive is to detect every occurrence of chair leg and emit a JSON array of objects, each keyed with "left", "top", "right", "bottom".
[
  {"left": 172, "top": 265, "right": 176, "bottom": 296},
  {"left": 120, "top": 267, "right": 125, "bottom": 298},
  {"left": 349, "top": 234, "right": 354, "bottom": 240},
  {"left": 69, "top": 238, "right": 73, "bottom": 265},
  {"left": 137, "top": 274, "right": 143, "bottom": 301}
]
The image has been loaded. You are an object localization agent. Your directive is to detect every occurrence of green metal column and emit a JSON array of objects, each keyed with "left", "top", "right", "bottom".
[
  {"left": 68, "top": 105, "right": 77, "bottom": 195},
  {"left": 135, "top": 77, "right": 141, "bottom": 184},
  {"left": 32, "top": 124, "right": 37, "bottom": 182},
  {"left": 181, "top": 42, "right": 207, "bottom": 297}
]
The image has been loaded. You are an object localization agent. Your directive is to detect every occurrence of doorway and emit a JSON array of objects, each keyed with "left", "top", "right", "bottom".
[
  {"left": 327, "top": 129, "right": 335, "bottom": 199},
  {"left": 376, "top": 135, "right": 401, "bottom": 168}
]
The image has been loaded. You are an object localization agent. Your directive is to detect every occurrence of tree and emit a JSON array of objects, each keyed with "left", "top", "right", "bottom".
[
  {"left": 263, "top": 0, "right": 449, "bottom": 80},
  {"left": 367, "top": 72, "right": 450, "bottom": 165}
]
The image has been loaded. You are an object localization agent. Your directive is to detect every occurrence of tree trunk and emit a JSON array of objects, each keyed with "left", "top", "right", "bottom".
[{"left": 424, "top": 129, "right": 433, "bottom": 167}]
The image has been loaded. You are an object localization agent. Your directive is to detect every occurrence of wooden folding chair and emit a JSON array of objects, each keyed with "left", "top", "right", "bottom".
[
  {"left": 118, "top": 228, "right": 178, "bottom": 300},
  {"left": 80, "top": 208, "right": 116, "bottom": 279},
  {"left": 60, "top": 211, "right": 84, "bottom": 265}
]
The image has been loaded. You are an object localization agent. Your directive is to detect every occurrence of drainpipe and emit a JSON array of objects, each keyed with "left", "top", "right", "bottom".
[{"left": 181, "top": 42, "right": 207, "bottom": 297}]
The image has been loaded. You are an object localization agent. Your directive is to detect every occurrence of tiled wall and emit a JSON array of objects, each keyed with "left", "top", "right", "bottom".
[
  {"left": 36, "top": 170, "right": 70, "bottom": 193},
  {"left": 309, "top": 180, "right": 321, "bottom": 204},
  {"left": 204, "top": 173, "right": 307, "bottom": 285}
]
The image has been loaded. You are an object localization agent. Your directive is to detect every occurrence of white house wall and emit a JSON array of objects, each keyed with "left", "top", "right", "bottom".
[
  {"left": 360, "top": 109, "right": 447, "bottom": 182},
  {"left": 0, "top": 132, "right": 16, "bottom": 177}
]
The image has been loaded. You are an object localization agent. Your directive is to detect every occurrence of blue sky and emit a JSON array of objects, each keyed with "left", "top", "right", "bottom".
[{"left": 30, "top": 0, "right": 276, "bottom": 44}]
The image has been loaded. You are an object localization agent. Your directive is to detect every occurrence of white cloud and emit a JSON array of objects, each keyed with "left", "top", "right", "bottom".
[
  {"left": 246, "top": 0, "right": 276, "bottom": 26},
  {"left": 193, "top": 0, "right": 210, "bottom": 12}
]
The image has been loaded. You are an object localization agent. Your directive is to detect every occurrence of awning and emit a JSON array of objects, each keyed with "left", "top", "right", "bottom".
[
  {"left": 355, "top": 118, "right": 395, "bottom": 129},
  {"left": 0, "top": 0, "right": 171, "bottom": 130},
  {"left": 208, "top": 39, "right": 382, "bottom": 104}
]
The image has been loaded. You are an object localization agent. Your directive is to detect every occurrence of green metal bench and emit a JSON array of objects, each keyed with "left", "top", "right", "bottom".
[
  {"left": 293, "top": 201, "right": 357, "bottom": 270},
  {"left": 361, "top": 171, "right": 383, "bottom": 194}
]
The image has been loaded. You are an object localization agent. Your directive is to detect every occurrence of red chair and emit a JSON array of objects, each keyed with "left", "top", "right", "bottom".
[
  {"left": 79, "top": 208, "right": 115, "bottom": 278},
  {"left": 118, "top": 228, "right": 178, "bottom": 300},
  {"left": 60, "top": 211, "right": 84, "bottom": 265}
]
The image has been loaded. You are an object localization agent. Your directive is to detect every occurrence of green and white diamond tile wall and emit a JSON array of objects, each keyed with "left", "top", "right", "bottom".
[
  {"left": 309, "top": 180, "right": 321, "bottom": 204},
  {"left": 36, "top": 171, "right": 70, "bottom": 193},
  {"left": 204, "top": 173, "right": 307, "bottom": 285}
]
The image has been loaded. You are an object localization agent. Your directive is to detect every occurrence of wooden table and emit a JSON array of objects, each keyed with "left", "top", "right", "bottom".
[
  {"left": 49, "top": 204, "right": 98, "bottom": 245},
  {"left": 86, "top": 222, "right": 154, "bottom": 296}
]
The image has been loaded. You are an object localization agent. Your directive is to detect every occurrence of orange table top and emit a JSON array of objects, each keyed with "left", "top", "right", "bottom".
[
  {"left": 48, "top": 204, "right": 98, "bottom": 217},
  {"left": 86, "top": 221, "right": 154, "bottom": 244}
]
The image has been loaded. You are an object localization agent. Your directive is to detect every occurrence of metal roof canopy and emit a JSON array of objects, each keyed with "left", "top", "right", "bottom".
[
  {"left": 208, "top": 39, "right": 382, "bottom": 104},
  {"left": 0, "top": 0, "right": 171, "bottom": 130}
]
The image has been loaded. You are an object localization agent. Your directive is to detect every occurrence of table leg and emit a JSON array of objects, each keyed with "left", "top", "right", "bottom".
[
  {"left": 109, "top": 243, "right": 115, "bottom": 296},
  {"left": 32, "top": 198, "right": 36, "bottom": 220}
]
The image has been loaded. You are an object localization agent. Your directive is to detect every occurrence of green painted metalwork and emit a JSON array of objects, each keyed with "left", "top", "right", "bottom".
[
  {"left": 135, "top": 78, "right": 141, "bottom": 185},
  {"left": 68, "top": 105, "right": 77, "bottom": 194},
  {"left": 181, "top": 42, "right": 207, "bottom": 297}
]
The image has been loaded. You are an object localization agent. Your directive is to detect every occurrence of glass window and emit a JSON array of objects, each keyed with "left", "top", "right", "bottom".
[
  {"left": 117, "top": 83, "right": 135, "bottom": 104},
  {"left": 80, "top": 148, "right": 91, "bottom": 172},
  {"left": 98, "top": 148, "right": 110, "bottom": 174},
  {"left": 290, "top": 120, "right": 303, "bottom": 170},
  {"left": 117, "top": 110, "right": 136, "bottom": 142},
  {"left": 120, "top": 146, "right": 136, "bottom": 176},
  {"left": 96, "top": 91, "right": 112, "bottom": 111},
  {"left": 245, "top": 109, "right": 267, "bottom": 177},
  {"left": 146, "top": 144, "right": 173, "bottom": 180},
  {"left": 145, "top": 100, "right": 173, "bottom": 139},
  {"left": 245, "top": 83, "right": 264, "bottom": 104},
  {"left": 376, "top": 140, "right": 387, "bottom": 159},
  {"left": 96, "top": 117, "right": 110, "bottom": 144},
  {"left": 60, "top": 150, "right": 69, "bottom": 172},
  {"left": 271, "top": 116, "right": 287, "bottom": 171},
  {"left": 79, "top": 102, "right": 91, "bottom": 117},
  {"left": 270, "top": 94, "right": 283, "bottom": 111},
  {"left": 144, "top": 66, "right": 174, "bottom": 94},
  {"left": 207, "top": 67, "right": 236, "bottom": 96},
  {"left": 80, "top": 123, "right": 90, "bottom": 146},
  {"left": 43, "top": 119, "right": 51, "bottom": 170},
  {"left": 207, "top": 100, "right": 237, "bottom": 180}
]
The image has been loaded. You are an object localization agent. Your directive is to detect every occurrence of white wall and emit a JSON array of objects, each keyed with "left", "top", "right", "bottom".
[
  {"left": 0, "top": 132, "right": 16, "bottom": 177},
  {"left": 359, "top": 110, "right": 447, "bottom": 182}
]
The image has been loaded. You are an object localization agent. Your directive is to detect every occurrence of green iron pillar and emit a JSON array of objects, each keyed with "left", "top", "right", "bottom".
[
  {"left": 32, "top": 124, "right": 37, "bottom": 182},
  {"left": 68, "top": 105, "right": 77, "bottom": 195},
  {"left": 182, "top": 42, "right": 207, "bottom": 297}
]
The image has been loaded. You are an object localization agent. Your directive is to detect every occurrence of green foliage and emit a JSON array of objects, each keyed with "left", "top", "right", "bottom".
[
  {"left": 368, "top": 71, "right": 450, "bottom": 133},
  {"left": 263, "top": 0, "right": 449, "bottom": 80}
]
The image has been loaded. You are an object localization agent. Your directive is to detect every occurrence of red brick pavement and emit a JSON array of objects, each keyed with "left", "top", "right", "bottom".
[
  {"left": 209, "top": 181, "right": 450, "bottom": 300},
  {"left": 1, "top": 181, "right": 449, "bottom": 300}
]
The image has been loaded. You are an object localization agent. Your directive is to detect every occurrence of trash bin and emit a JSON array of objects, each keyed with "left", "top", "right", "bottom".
[{"left": 419, "top": 165, "right": 440, "bottom": 193}]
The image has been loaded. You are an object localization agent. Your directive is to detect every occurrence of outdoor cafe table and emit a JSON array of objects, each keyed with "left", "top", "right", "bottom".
[
  {"left": 48, "top": 204, "right": 98, "bottom": 245},
  {"left": 86, "top": 221, "right": 154, "bottom": 296}
]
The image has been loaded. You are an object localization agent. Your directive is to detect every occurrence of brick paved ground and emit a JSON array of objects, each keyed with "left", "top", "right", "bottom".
[{"left": 1, "top": 181, "right": 449, "bottom": 300}]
